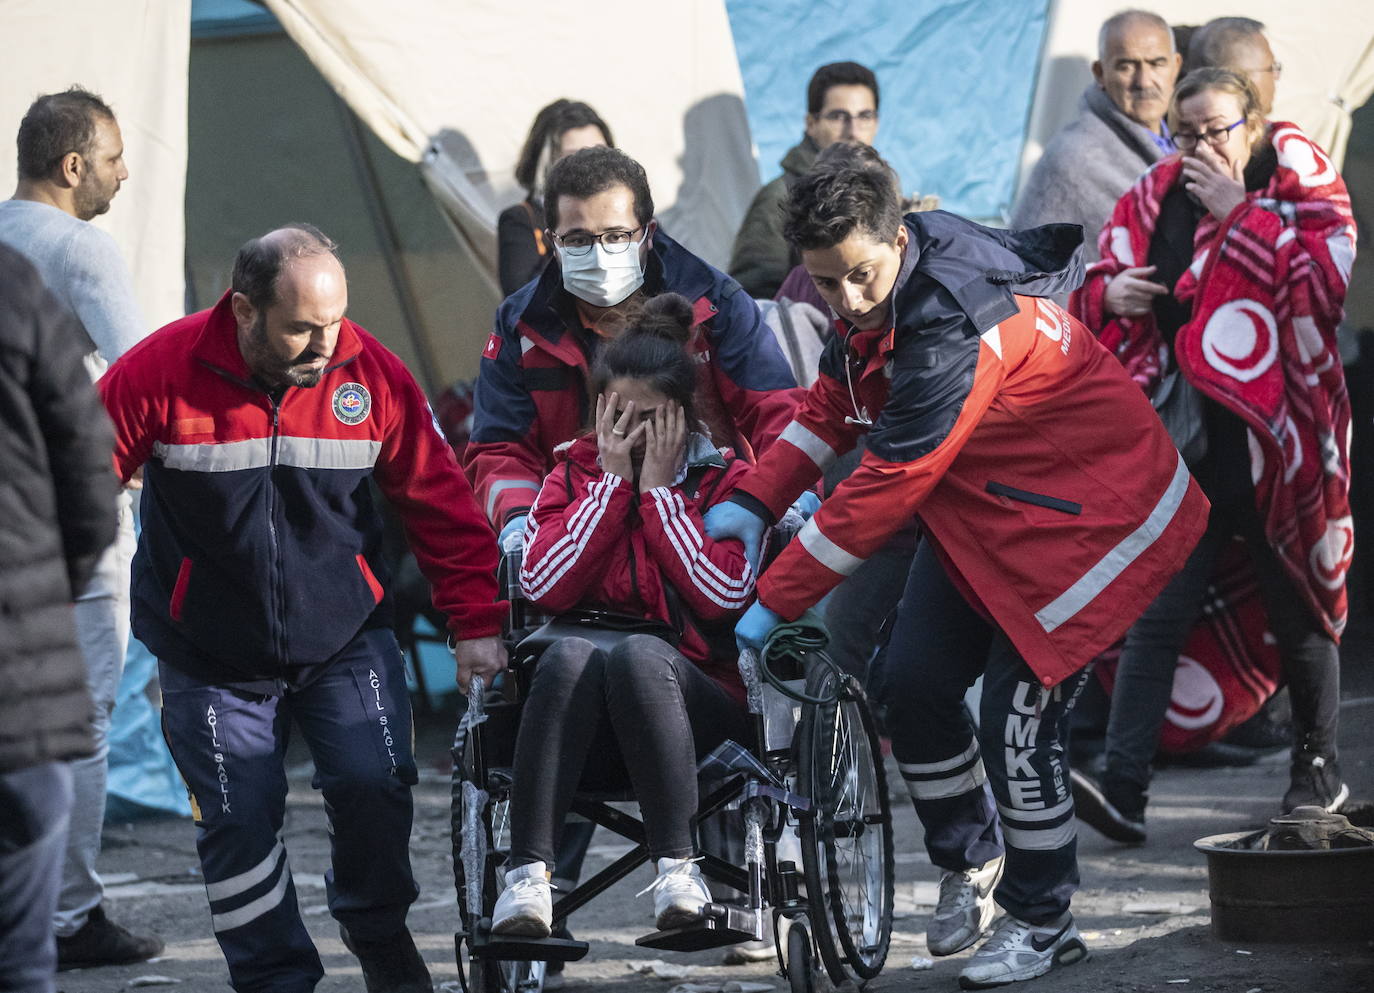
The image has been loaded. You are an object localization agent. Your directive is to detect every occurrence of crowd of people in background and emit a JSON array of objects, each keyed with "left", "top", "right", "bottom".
[{"left": 0, "top": 7, "right": 1358, "bottom": 993}]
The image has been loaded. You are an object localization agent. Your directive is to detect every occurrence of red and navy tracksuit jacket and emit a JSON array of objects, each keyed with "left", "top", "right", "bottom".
[
  {"left": 464, "top": 229, "right": 800, "bottom": 528},
  {"left": 731, "top": 212, "right": 1210, "bottom": 688},
  {"left": 98, "top": 290, "right": 505, "bottom": 685},
  {"left": 519, "top": 434, "right": 754, "bottom": 702}
]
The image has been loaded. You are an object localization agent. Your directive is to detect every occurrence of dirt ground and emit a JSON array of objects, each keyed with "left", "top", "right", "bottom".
[{"left": 54, "top": 637, "right": 1374, "bottom": 993}]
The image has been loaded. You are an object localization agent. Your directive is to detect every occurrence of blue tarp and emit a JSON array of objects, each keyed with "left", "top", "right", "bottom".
[
  {"left": 191, "top": 0, "right": 279, "bottom": 39},
  {"left": 724, "top": 0, "right": 1049, "bottom": 220}
]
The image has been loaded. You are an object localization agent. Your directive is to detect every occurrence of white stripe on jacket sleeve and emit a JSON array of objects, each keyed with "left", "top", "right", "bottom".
[{"left": 648, "top": 487, "right": 754, "bottom": 609}]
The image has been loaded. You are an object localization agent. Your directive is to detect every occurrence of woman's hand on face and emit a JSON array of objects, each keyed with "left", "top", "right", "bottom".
[
  {"left": 595, "top": 392, "right": 644, "bottom": 481},
  {"left": 1103, "top": 265, "right": 1169, "bottom": 318},
  {"left": 638, "top": 402, "right": 686, "bottom": 493},
  {"left": 1182, "top": 143, "right": 1247, "bottom": 221}
]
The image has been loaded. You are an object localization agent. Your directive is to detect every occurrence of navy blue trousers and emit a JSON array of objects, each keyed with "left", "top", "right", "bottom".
[
  {"left": 882, "top": 542, "right": 1091, "bottom": 924},
  {"left": 0, "top": 762, "right": 72, "bottom": 993},
  {"left": 160, "top": 630, "right": 418, "bottom": 993}
]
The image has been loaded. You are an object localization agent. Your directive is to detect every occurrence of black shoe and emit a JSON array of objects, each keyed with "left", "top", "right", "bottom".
[
  {"left": 56, "top": 904, "right": 164, "bottom": 970},
  {"left": 339, "top": 924, "right": 433, "bottom": 993},
  {"left": 1282, "top": 750, "right": 1349, "bottom": 814},
  {"left": 1070, "top": 769, "right": 1146, "bottom": 844}
]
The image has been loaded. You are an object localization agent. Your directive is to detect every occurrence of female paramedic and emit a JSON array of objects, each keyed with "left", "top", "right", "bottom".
[
  {"left": 703, "top": 146, "right": 1210, "bottom": 989},
  {"left": 491, "top": 293, "right": 755, "bottom": 937}
]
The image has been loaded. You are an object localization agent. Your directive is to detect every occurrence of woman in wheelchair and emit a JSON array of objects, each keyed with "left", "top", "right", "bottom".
[{"left": 491, "top": 292, "right": 757, "bottom": 938}]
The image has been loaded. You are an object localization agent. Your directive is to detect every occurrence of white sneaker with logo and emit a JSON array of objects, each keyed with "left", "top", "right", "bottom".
[
  {"left": 491, "top": 861, "right": 553, "bottom": 938},
  {"left": 927, "top": 854, "right": 1005, "bottom": 956},
  {"left": 638, "top": 857, "right": 711, "bottom": 930},
  {"left": 957, "top": 911, "right": 1088, "bottom": 989}
]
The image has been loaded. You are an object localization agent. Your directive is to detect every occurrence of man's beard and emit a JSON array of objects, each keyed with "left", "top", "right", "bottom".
[
  {"left": 72, "top": 165, "right": 115, "bottom": 221},
  {"left": 248, "top": 315, "right": 327, "bottom": 388}
]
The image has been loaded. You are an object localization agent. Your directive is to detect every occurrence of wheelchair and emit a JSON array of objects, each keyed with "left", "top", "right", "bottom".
[{"left": 450, "top": 523, "right": 895, "bottom": 993}]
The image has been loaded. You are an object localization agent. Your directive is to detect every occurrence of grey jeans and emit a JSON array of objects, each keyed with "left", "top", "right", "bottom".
[{"left": 54, "top": 491, "right": 134, "bottom": 936}]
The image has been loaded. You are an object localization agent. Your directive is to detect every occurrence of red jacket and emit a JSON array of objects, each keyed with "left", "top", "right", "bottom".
[
  {"left": 464, "top": 230, "right": 800, "bottom": 528},
  {"left": 519, "top": 434, "right": 753, "bottom": 701},
  {"left": 734, "top": 214, "right": 1210, "bottom": 688},
  {"left": 99, "top": 291, "right": 504, "bottom": 683}
]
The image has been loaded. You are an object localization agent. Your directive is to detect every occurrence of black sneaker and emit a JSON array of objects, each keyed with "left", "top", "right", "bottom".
[
  {"left": 339, "top": 924, "right": 433, "bottom": 993},
  {"left": 1282, "top": 751, "right": 1349, "bottom": 814},
  {"left": 56, "top": 904, "right": 163, "bottom": 970},
  {"left": 1070, "top": 769, "right": 1146, "bottom": 844}
]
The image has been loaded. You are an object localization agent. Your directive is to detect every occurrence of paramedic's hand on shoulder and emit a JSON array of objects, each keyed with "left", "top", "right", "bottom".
[
  {"left": 790, "top": 490, "right": 821, "bottom": 521},
  {"left": 703, "top": 500, "right": 767, "bottom": 572},
  {"left": 498, "top": 514, "right": 528, "bottom": 550},
  {"left": 453, "top": 635, "right": 508, "bottom": 695},
  {"left": 735, "top": 600, "right": 782, "bottom": 654}
]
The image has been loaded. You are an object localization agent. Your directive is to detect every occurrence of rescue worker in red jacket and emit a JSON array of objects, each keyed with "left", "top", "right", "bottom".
[
  {"left": 704, "top": 149, "right": 1209, "bottom": 989},
  {"left": 99, "top": 226, "right": 506, "bottom": 993}
]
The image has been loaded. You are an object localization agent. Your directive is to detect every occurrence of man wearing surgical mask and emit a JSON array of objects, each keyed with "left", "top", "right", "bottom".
[{"left": 466, "top": 145, "right": 800, "bottom": 548}]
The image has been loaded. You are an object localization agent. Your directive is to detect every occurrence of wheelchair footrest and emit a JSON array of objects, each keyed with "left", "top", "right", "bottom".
[
  {"left": 635, "top": 903, "right": 760, "bottom": 952},
  {"left": 467, "top": 922, "right": 590, "bottom": 962}
]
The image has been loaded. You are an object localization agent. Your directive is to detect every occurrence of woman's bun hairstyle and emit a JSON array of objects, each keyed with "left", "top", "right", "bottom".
[
  {"left": 629, "top": 292, "right": 694, "bottom": 346},
  {"left": 590, "top": 292, "right": 699, "bottom": 430}
]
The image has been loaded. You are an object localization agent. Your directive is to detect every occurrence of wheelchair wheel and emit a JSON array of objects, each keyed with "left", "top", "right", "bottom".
[
  {"left": 795, "top": 664, "right": 894, "bottom": 984},
  {"left": 453, "top": 710, "right": 543, "bottom": 993},
  {"left": 785, "top": 919, "right": 815, "bottom": 993}
]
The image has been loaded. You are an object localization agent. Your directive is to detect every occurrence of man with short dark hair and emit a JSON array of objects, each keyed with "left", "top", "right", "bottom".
[
  {"left": 0, "top": 242, "right": 119, "bottom": 993},
  {"left": 99, "top": 225, "right": 507, "bottom": 993},
  {"left": 1186, "top": 17, "right": 1280, "bottom": 115},
  {"left": 1011, "top": 10, "right": 1182, "bottom": 263},
  {"left": 729, "top": 61, "right": 881, "bottom": 298},
  {"left": 0, "top": 85, "right": 161, "bottom": 968},
  {"left": 706, "top": 153, "right": 1209, "bottom": 987},
  {"left": 466, "top": 145, "right": 798, "bottom": 544}
]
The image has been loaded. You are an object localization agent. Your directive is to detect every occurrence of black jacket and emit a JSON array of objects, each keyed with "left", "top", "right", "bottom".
[{"left": 0, "top": 242, "right": 119, "bottom": 772}]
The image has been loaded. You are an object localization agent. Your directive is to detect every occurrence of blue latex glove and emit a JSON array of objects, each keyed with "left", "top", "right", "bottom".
[
  {"left": 790, "top": 490, "right": 822, "bottom": 521},
  {"left": 703, "top": 501, "right": 767, "bottom": 572},
  {"left": 498, "top": 514, "right": 528, "bottom": 550},
  {"left": 735, "top": 600, "right": 783, "bottom": 654}
]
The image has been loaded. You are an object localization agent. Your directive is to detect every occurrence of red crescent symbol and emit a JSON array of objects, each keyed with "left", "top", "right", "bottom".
[{"left": 1224, "top": 305, "right": 1272, "bottom": 371}]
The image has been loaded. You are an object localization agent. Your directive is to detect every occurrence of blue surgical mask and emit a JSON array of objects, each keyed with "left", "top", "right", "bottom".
[{"left": 556, "top": 238, "right": 646, "bottom": 308}]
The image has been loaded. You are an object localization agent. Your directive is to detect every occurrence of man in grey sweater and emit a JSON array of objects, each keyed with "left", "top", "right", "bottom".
[
  {"left": 1010, "top": 9, "right": 1182, "bottom": 264},
  {"left": 0, "top": 85, "right": 161, "bottom": 970}
]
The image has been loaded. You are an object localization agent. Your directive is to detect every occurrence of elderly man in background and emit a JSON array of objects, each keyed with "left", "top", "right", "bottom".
[
  {"left": 1010, "top": 9, "right": 1181, "bottom": 264},
  {"left": 1186, "top": 16, "right": 1281, "bottom": 115}
]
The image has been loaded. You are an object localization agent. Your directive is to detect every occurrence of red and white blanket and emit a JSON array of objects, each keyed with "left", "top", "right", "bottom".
[{"left": 1073, "top": 122, "right": 1357, "bottom": 643}]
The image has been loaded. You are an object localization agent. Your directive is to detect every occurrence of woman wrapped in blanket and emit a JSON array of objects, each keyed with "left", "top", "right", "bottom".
[
  {"left": 491, "top": 292, "right": 756, "bottom": 936},
  {"left": 1071, "top": 67, "right": 1357, "bottom": 840}
]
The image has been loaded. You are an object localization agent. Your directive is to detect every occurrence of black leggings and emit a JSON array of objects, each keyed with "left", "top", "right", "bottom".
[{"left": 509, "top": 634, "right": 750, "bottom": 865}]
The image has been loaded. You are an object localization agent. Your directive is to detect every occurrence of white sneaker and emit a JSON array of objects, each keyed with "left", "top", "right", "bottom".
[
  {"left": 638, "top": 857, "right": 711, "bottom": 930},
  {"left": 957, "top": 912, "right": 1088, "bottom": 989},
  {"left": 491, "top": 862, "right": 552, "bottom": 937},
  {"left": 927, "top": 855, "right": 1005, "bottom": 956}
]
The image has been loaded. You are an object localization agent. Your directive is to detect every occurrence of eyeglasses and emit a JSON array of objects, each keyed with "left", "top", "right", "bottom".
[
  {"left": 1173, "top": 119, "right": 1245, "bottom": 151},
  {"left": 1254, "top": 61, "right": 1283, "bottom": 77},
  {"left": 550, "top": 225, "right": 644, "bottom": 256},
  {"left": 819, "top": 109, "right": 878, "bottom": 125}
]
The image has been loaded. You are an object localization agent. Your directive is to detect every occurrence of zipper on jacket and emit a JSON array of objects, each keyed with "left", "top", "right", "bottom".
[{"left": 267, "top": 393, "right": 289, "bottom": 664}]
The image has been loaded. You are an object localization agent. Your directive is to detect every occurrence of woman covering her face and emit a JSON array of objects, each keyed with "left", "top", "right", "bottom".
[
  {"left": 1071, "top": 67, "right": 1356, "bottom": 838},
  {"left": 489, "top": 292, "right": 757, "bottom": 937}
]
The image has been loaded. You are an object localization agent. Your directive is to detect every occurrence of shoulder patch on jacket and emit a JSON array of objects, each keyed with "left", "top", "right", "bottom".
[{"left": 482, "top": 333, "right": 502, "bottom": 360}]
